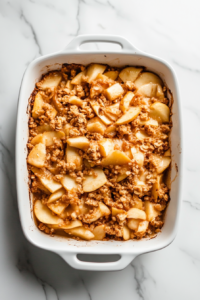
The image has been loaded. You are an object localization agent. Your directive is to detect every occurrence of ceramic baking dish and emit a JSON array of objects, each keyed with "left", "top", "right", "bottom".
[{"left": 16, "top": 35, "right": 183, "bottom": 271}]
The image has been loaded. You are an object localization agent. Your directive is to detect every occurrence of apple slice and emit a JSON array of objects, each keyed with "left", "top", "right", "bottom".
[
  {"left": 68, "top": 96, "right": 83, "bottom": 106},
  {"left": 83, "top": 168, "right": 107, "bottom": 192},
  {"left": 86, "top": 64, "right": 106, "bottom": 83},
  {"left": 43, "top": 131, "right": 65, "bottom": 147},
  {"left": 135, "top": 130, "right": 149, "bottom": 140},
  {"left": 116, "top": 107, "right": 141, "bottom": 125},
  {"left": 112, "top": 207, "right": 127, "bottom": 216},
  {"left": 87, "top": 117, "right": 106, "bottom": 135},
  {"left": 71, "top": 70, "right": 86, "bottom": 85},
  {"left": 49, "top": 220, "right": 82, "bottom": 230},
  {"left": 48, "top": 202, "right": 69, "bottom": 215},
  {"left": 65, "top": 227, "right": 94, "bottom": 240},
  {"left": 66, "top": 80, "right": 74, "bottom": 90},
  {"left": 104, "top": 102, "right": 121, "bottom": 116},
  {"left": 101, "top": 150, "right": 131, "bottom": 166},
  {"left": 37, "top": 72, "right": 62, "bottom": 89},
  {"left": 83, "top": 202, "right": 110, "bottom": 223},
  {"left": 90, "top": 101, "right": 112, "bottom": 125},
  {"left": 137, "top": 221, "right": 149, "bottom": 233},
  {"left": 132, "top": 198, "right": 144, "bottom": 210},
  {"left": 61, "top": 175, "right": 78, "bottom": 191},
  {"left": 127, "top": 208, "right": 146, "bottom": 220},
  {"left": 65, "top": 144, "right": 82, "bottom": 170},
  {"left": 67, "top": 136, "right": 90, "bottom": 150},
  {"left": 32, "top": 92, "right": 44, "bottom": 119},
  {"left": 32, "top": 167, "right": 62, "bottom": 193},
  {"left": 127, "top": 219, "right": 140, "bottom": 230},
  {"left": 152, "top": 174, "right": 163, "bottom": 201},
  {"left": 34, "top": 200, "right": 61, "bottom": 224},
  {"left": 149, "top": 102, "right": 170, "bottom": 123},
  {"left": 123, "top": 225, "right": 131, "bottom": 240},
  {"left": 47, "top": 188, "right": 66, "bottom": 204},
  {"left": 131, "top": 147, "right": 144, "bottom": 166},
  {"left": 120, "top": 92, "right": 134, "bottom": 113},
  {"left": 92, "top": 225, "right": 106, "bottom": 240},
  {"left": 145, "top": 201, "right": 161, "bottom": 222},
  {"left": 137, "top": 83, "right": 164, "bottom": 99},
  {"left": 31, "top": 134, "right": 46, "bottom": 145},
  {"left": 27, "top": 143, "right": 46, "bottom": 168},
  {"left": 104, "top": 124, "right": 117, "bottom": 137},
  {"left": 63, "top": 124, "right": 72, "bottom": 137},
  {"left": 134, "top": 72, "right": 163, "bottom": 89},
  {"left": 164, "top": 149, "right": 171, "bottom": 156},
  {"left": 119, "top": 67, "right": 143, "bottom": 82},
  {"left": 151, "top": 154, "right": 171, "bottom": 174},
  {"left": 37, "top": 124, "right": 52, "bottom": 133},
  {"left": 99, "top": 202, "right": 111, "bottom": 215},
  {"left": 117, "top": 173, "right": 128, "bottom": 182},
  {"left": 105, "top": 83, "right": 124, "bottom": 101},
  {"left": 104, "top": 71, "right": 119, "bottom": 80},
  {"left": 98, "top": 139, "right": 114, "bottom": 157},
  {"left": 138, "top": 118, "right": 158, "bottom": 126}
]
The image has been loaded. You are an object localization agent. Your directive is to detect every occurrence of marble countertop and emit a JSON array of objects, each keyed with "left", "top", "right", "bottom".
[{"left": 1, "top": 0, "right": 200, "bottom": 299}]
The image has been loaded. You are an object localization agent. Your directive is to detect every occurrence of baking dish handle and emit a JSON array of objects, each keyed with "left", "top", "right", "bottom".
[
  {"left": 63, "top": 34, "right": 142, "bottom": 53},
  {"left": 59, "top": 252, "right": 136, "bottom": 271}
]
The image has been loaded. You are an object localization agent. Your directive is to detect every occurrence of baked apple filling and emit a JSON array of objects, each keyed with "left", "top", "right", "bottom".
[{"left": 27, "top": 63, "right": 171, "bottom": 241}]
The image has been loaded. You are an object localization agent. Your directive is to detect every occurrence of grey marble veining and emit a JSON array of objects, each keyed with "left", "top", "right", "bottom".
[{"left": 1, "top": 0, "right": 200, "bottom": 299}]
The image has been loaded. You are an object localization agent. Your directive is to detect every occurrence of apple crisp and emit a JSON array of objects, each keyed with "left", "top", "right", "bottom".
[{"left": 27, "top": 63, "right": 171, "bottom": 241}]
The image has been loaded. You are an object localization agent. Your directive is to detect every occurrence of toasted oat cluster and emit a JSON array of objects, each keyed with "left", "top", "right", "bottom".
[{"left": 27, "top": 63, "right": 171, "bottom": 241}]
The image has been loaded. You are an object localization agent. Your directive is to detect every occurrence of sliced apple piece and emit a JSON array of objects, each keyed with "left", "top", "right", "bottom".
[
  {"left": 32, "top": 167, "right": 62, "bottom": 193},
  {"left": 104, "top": 102, "right": 121, "bottom": 116},
  {"left": 68, "top": 96, "right": 83, "bottom": 106},
  {"left": 164, "top": 149, "right": 171, "bottom": 156},
  {"left": 63, "top": 124, "right": 72, "bottom": 137},
  {"left": 83, "top": 202, "right": 110, "bottom": 223},
  {"left": 132, "top": 198, "right": 144, "bottom": 210},
  {"left": 32, "top": 92, "right": 44, "bottom": 119},
  {"left": 37, "top": 72, "right": 62, "bottom": 89},
  {"left": 71, "top": 70, "right": 86, "bottom": 85},
  {"left": 27, "top": 143, "right": 46, "bottom": 168},
  {"left": 104, "top": 71, "right": 119, "bottom": 80},
  {"left": 65, "top": 226, "right": 94, "bottom": 240},
  {"left": 149, "top": 102, "right": 170, "bottom": 123},
  {"left": 86, "top": 64, "right": 106, "bottom": 83},
  {"left": 131, "top": 147, "right": 144, "bottom": 166},
  {"left": 83, "top": 168, "right": 107, "bottom": 192},
  {"left": 90, "top": 101, "right": 112, "bottom": 125},
  {"left": 117, "top": 173, "right": 128, "bottom": 182},
  {"left": 123, "top": 225, "right": 131, "bottom": 240},
  {"left": 65, "top": 144, "right": 82, "bottom": 170},
  {"left": 66, "top": 80, "right": 74, "bottom": 90},
  {"left": 92, "top": 225, "right": 106, "bottom": 240},
  {"left": 116, "top": 106, "right": 141, "bottom": 125},
  {"left": 49, "top": 220, "right": 82, "bottom": 230},
  {"left": 105, "top": 83, "right": 124, "bottom": 101},
  {"left": 61, "top": 175, "right": 78, "bottom": 191},
  {"left": 34, "top": 200, "right": 61, "bottom": 224},
  {"left": 127, "top": 208, "right": 146, "bottom": 220},
  {"left": 98, "top": 139, "right": 114, "bottom": 157},
  {"left": 112, "top": 207, "right": 127, "bottom": 216},
  {"left": 137, "top": 83, "right": 159, "bottom": 98},
  {"left": 99, "top": 202, "right": 110, "bottom": 215},
  {"left": 119, "top": 67, "right": 143, "bottom": 82},
  {"left": 134, "top": 72, "right": 163, "bottom": 89},
  {"left": 87, "top": 116, "right": 106, "bottom": 135},
  {"left": 37, "top": 124, "right": 52, "bottom": 133},
  {"left": 152, "top": 174, "right": 163, "bottom": 201},
  {"left": 48, "top": 202, "right": 69, "bottom": 215},
  {"left": 120, "top": 92, "right": 134, "bottom": 113},
  {"left": 43, "top": 131, "right": 65, "bottom": 147},
  {"left": 47, "top": 188, "right": 66, "bottom": 204},
  {"left": 127, "top": 219, "right": 140, "bottom": 230},
  {"left": 31, "top": 134, "right": 46, "bottom": 145},
  {"left": 151, "top": 154, "right": 171, "bottom": 174},
  {"left": 135, "top": 130, "right": 149, "bottom": 140},
  {"left": 104, "top": 124, "right": 117, "bottom": 137},
  {"left": 67, "top": 136, "right": 89, "bottom": 150},
  {"left": 145, "top": 201, "right": 161, "bottom": 222},
  {"left": 101, "top": 150, "right": 131, "bottom": 166},
  {"left": 138, "top": 118, "right": 158, "bottom": 126},
  {"left": 137, "top": 221, "right": 149, "bottom": 233}
]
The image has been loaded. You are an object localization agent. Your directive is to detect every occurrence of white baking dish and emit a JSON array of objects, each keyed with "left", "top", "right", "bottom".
[{"left": 16, "top": 35, "right": 183, "bottom": 271}]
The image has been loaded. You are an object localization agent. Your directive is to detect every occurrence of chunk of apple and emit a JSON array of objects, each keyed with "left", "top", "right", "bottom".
[
  {"left": 145, "top": 201, "right": 161, "bottom": 222},
  {"left": 135, "top": 130, "right": 149, "bottom": 140},
  {"left": 34, "top": 200, "right": 62, "bottom": 224},
  {"left": 119, "top": 67, "right": 143, "bottom": 82},
  {"left": 149, "top": 102, "right": 170, "bottom": 123},
  {"left": 65, "top": 145, "right": 82, "bottom": 170},
  {"left": 152, "top": 174, "right": 163, "bottom": 201},
  {"left": 101, "top": 150, "right": 131, "bottom": 166},
  {"left": 112, "top": 207, "right": 127, "bottom": 216},
  {"left": 105, "top": 83, "right": 124, "bottom": 101},
  {"left": 63, "top": 124, "right": 72, "bottom": 137},
  {"left": 48, "top": 202, "right": 69, "bottom": 215},
  {"left": 49, "top": 220, "right": 82, "bottom": 230},
  {"left": 104, "top": 102, "right": 121, "bottom": 116},
  {"left": 164, "top": 149, "right": 171, "bottom": 156},
  {"left": 83, "top": 202, "right": 110, "bottom": 224},
  {"left": 104, "top": 124, "right": 117, "bottom": 137},
  {"left": 134, "top": 72, "right": 163, "bottom": 89},
  {"left": 116, "top": 106, "right": 141, "bottom": 125},
  {"left": 87, "top": 117, "right": 106, "bottom": 135},
  {"left": 32, "top": 92, "right": 44, "bottom": 119},
  {"left": 47, "top": 188, "right": 66, "bottom": 204},
  {"left": 37, "top": 72, "right": 62, "bottom": 89},
  {"left": 123, "top": 225, "right": 131, "bottom": 240},
  {"left": 132, "top": 198, "right": 144, "bottom": 210},
  {"left": 37, "top": 124, "right": 52, "bottom": 133},
  {"left": 67, "top": 136, "right": 89, "bottom": 150},
  {"left": 86, "top": 64, "right": 106, "bottom": 83},
  {"left": 68, "top": 96, "right": 83, "bottom": 106},
  {"left": 65, "top": 226, "right": 94, "bottom": 240},
  {"left": 98, "top": 138, "right": 114, "bottom": 157},
  {"left": 71, "top": 70, "right": 86, "bottom": 85},
  {"left": 120, "top": 92, "right": 134, "bottom": 113},
  {"left": 104, "top": 71, "right": 119, "bottom": 80},
  {"left": 43, "top": 131, "right": 65, "bottom": 147},
  {"left": 66, "top": 80, "right": 74, "bottom": 90},
  {"left": 131, "top": 147, "right": 144, "bottom": 166},
  {"left": 137, "top": 221, "right": 149, "bottom": 233},
  {"left": 27, "top": 143, "right": 46, "bottom": 168},
  {"left": 31, "top": 167, "right": 62, "bottom": 193},
  {"left": 61, "top": 175, "right": 78, "bottom": 191},
  {"left": 137, "top": 83, "right": 164, "bottom": 99},
  {"left": 92, "top": 225, "right": 106, "bottom": 240},
  {"left": 90, "top": 101, "right": 112, "bottom": 125},
  {"left": 127, "top": 219, "right": 140, "bottom": 230},
  {"left": 151, "top": 154, "right": 171, "bottom": 174},
  {"left": 127, "top": 208, "right": 146, "bottom": 220},
  {"left": 31, "top": 134, "right": 46, "bottom": 145},
  {"left": 138, "top": 118, "right": 158, "bottom": 126},
  {"left": 83, "top": 168, "right": 107, "bottom": 192}
]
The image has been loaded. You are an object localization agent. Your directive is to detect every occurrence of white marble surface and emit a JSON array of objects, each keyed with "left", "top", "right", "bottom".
[{"left": 0, "top": 0, "right": 200, "bottom": 299}]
